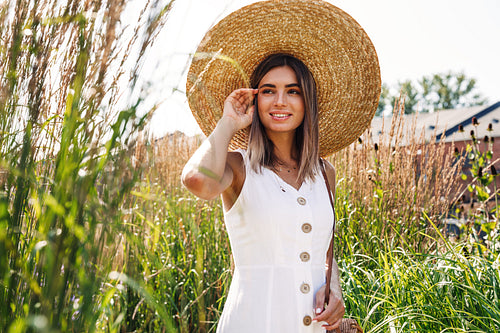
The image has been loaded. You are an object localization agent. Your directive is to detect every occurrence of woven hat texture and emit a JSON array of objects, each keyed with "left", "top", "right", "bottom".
[{"left": 186, "top": 0, "right": 381, "bottom": 156}]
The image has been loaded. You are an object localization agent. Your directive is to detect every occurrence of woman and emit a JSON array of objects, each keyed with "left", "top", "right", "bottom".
[
  {"left": 182, "top": 1, "right": 380, "bottom": 332},
  {"left": 183, "top": 53, "right": 343, "bottom": 331}
]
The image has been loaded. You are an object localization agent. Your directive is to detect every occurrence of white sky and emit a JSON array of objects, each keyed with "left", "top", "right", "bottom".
[{"left": 140, "top": 0, "right": 500, "bottom": 137}]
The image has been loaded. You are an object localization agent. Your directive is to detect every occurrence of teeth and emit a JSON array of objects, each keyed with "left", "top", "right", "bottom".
[{"left": 272, "top": 113, "right": 289, "bottom": 118}]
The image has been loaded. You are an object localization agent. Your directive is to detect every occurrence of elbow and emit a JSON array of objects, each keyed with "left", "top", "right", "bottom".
[{"left": 181, "top": 169, "right": 220, "bottom": 200}]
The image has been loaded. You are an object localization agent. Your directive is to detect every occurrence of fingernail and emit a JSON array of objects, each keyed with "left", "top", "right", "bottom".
[{"left": 315, "top": 308, "right": 322, "bottom": 314}]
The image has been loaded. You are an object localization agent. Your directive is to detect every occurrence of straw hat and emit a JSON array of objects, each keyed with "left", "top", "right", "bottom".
[{"left": 186, "top": 0, "right": 381, "bottom": 156}]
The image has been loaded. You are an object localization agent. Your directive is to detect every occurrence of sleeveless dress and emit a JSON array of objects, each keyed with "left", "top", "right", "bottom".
[{"left": 217, "top": 150, "right": 334, "bottom": 333}]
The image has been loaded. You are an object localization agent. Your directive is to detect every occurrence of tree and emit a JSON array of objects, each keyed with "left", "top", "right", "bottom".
[
  {"left": 420, "top": 72, "right": 487, "bottom": 112},
  {"left": 393, "top": 80, "right": 420, "bottom": 115},
  {"left": 376, "top": 83, "right": 390, "bottom": 116},
  {"left": 378, "top": 71, "right": 487, "bottom": 115}
]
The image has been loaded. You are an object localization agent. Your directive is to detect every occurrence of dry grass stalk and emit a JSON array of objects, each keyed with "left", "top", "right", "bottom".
[
  {"left": 332, "top": 97, "right": 465, "bottom": 248},
  {"left": 140, "top": 132, "right": 203, "bottom": 190}
]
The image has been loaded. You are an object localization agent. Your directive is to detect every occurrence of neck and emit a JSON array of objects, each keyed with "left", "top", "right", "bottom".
[{"left": 267, "top": 131, "right": 297, "bottom": 163}]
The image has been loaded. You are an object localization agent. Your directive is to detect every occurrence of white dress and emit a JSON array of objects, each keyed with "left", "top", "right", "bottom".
[{"left": 217, "top": 150, "right": 334, "bottom": 333}]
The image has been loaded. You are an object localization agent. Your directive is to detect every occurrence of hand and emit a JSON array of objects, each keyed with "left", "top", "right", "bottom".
[
  {"left": 222, "top": 88, "right": 258, "bottom": 132},
  {"left": 313, "top": 284, "right": 345, "bottom": 331}
]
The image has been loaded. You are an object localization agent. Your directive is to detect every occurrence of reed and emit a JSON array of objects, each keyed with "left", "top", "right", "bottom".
[
  {"left": 332, "top": 97, "right": 465, "bottom": 255},
  {"left": 0, "top": 0, "right": 174, "bottom": 331}
]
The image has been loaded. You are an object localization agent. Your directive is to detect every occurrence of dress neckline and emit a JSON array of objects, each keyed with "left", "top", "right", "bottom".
[{"left": 266, "top": 167, "right": 306, "bottom": 193}]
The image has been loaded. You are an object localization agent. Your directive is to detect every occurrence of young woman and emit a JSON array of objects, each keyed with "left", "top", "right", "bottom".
[
  {"left": 182, "top": 1, "right": 380, "bottom": 332},
  {"left": 183, "top": 54, "right": 343, "bottom": 331}
]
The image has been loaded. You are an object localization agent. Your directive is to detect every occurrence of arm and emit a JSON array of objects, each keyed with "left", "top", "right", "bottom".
[
  {"left": 181, "top": 88, "right": 257, "bottom": 200},
  {"left": 313, "top": 160, "right": 345, "bottom": 330}
]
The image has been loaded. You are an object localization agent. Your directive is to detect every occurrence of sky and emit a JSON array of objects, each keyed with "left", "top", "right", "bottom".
[{"left": 140, "top": 0, "right": 500, "bottom": 137}]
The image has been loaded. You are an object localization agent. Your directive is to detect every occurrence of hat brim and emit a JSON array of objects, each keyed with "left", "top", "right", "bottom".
[{"left": 186, "top": 0, "right": 381, "bottom": 156}]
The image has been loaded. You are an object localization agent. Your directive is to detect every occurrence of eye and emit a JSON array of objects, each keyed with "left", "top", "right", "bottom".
[
  {"left": 260, "top": 89, "right": 274, "bottom": 94},
  {"left": 288, "top": 89, "right": 301, "bottom": 95}
]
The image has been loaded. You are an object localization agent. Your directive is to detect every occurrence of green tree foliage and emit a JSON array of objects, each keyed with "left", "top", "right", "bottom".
[
  {"left": 393, "top": 80, "right": 420, "bottom": 115},
  {"left": 378, "top": 71, "right": 487, "bottom": 114},
  {"left": 421, "top": 72, "right": 487, "bottom": 111},
  {"left": 376, "top": 83, "right": 390, "bottom": 116}
]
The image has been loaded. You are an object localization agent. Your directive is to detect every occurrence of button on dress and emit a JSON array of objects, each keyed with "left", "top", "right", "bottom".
[{"left": 217, "top": 150, "right": 334, "bottom": 333}]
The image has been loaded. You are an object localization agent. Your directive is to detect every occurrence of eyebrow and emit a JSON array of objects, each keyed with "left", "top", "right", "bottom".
[{"left": 258, "top": 83, "right": 301, "bottom": 89}]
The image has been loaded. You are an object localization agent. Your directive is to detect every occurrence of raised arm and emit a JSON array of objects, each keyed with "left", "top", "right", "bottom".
[{"left": 181, "top": 88, "right": 257, "bottom": 200}]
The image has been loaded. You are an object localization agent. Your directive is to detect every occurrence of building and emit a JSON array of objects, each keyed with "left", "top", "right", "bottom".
[{"left": 370, "top": 101, "right": 500, "bottom": 219}]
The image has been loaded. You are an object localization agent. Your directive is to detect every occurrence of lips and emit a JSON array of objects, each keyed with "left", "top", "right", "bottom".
[{"left": 269, "top": 112, "right": 292, "bottom": 120}]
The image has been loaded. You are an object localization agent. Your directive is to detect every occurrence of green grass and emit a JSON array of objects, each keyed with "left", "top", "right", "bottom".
[{"left": 123, "top": 183, "right": 499, "bottom": 332}]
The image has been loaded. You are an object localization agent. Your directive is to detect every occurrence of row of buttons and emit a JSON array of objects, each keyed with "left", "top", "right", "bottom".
[{"left": 298, "top": 196, "right": 312, "bottom": 326}]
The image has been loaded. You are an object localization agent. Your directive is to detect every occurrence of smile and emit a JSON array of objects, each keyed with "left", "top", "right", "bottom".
[{"left": 270, "top": 113, "right": 291, "bottom": 119}]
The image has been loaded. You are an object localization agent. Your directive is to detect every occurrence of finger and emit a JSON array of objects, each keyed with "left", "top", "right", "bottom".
[
  {"left": 230, "top": 88, "right": 257, "bottom": 105},
  {"left": 239, "top": 89, "right": 257, "bottom": 105},
  {"left": 313, "top": 307, "right": 333, "bottom": 322},
  {"left": 321, "top": 325, "right": 340, "bottom": 333},
  {"left": 230, "top": 100, "right": 243, "bottom": 113},
  {"left": 246, "top": 105, "right": 255, "bottom": 116},
  {"left": 314, "top": 304, "right": 343, "bottom": 323},
  {"left": 322, "top": 318, "right": 342, "bottom": 331},
  {"left": 313, "top": 287, "right": 326, "bottom": 316},
  {"left": 234, "top": 88, "right": 257, "bottom": 97}
]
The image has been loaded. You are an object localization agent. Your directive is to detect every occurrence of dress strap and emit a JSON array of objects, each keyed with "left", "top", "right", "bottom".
[{"left": 320, "top": 159, "right": 336, "bottom": 306}]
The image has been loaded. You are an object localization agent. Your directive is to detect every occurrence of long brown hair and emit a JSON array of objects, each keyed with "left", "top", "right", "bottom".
[{"left": 247, "top": 53, "right": 320, "bottom": 183}]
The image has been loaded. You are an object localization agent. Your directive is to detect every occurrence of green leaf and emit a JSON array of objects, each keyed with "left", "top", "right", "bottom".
[
  {"left": 486, "top": 150, "right": 493, "bottom": 160},
  {"left": 476, "top": 186, "right": 489, "bottom": 202},
  {"left": 7, "top": 318, "right": 26, "bottom": 333},
  {"left": 480, "top": 222, "right": 496, "bottom": 233},
  {"left": 460, "top": 173, "right": 467, "bottom": 181},
  {"left": 43, "top": 193, "right": 65, "bottom": 216},
  {"left": 477, "top": 155, "right": 485, "bottom": 167},
  {"left": 483, "top": 175, "right": 493, "bottom": 187}
]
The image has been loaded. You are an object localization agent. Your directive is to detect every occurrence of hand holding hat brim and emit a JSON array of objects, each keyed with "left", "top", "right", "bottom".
[{"left": 187, "top": 0, "right": 381, "bottom": 156}]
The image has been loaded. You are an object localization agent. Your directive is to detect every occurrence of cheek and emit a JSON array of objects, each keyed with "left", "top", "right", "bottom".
[
  {"left": 257, "top": 95, "right": 270, "bottom": 114},
  {"left": 257, "top": 94, "right": 268, "bottom": 106},
  {"left": 296, "top": 100, "right": 305, "bottom": 119}
]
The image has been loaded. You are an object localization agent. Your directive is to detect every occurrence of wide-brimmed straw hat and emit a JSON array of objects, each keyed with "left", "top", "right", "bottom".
[{"left": 186, "top": 0, "right": 381, "bottom": 156}]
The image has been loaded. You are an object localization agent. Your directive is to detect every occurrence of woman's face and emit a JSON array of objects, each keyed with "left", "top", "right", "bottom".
[{"left": 257, "top": 65, "right": 305, "bottom": 136}]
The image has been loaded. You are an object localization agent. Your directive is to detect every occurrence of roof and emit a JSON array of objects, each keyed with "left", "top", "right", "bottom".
[{"left": 369, "top": 101, "right": 500, "bottom": 145}]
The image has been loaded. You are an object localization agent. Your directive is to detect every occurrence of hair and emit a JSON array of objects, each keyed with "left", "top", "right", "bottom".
[{"left": 247, "top": 53, "right": 320, "bottom": 184}]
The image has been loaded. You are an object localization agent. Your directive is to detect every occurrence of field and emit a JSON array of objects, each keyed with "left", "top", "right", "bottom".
[{"left": 1, "top": 1, "right": 499, "bottom": 332}]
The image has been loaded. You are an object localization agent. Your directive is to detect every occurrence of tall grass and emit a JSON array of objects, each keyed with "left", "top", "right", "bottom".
[
  {"left": 333, "top": 98, "right": 465, "bottom": 255},
  {"left": 1, "top": 0, "right": 498, "bottom": 331},
  {"left": 342, "top": 234, "right": 500, "bottom": 332},
  {"left": 0, "top": 0, "right": 174, "bottom": 331}
]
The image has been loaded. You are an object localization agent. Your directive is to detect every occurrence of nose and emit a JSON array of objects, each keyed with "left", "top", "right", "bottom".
[{"left": 274, "top": 91, "right": 286, "bottom": 106}]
